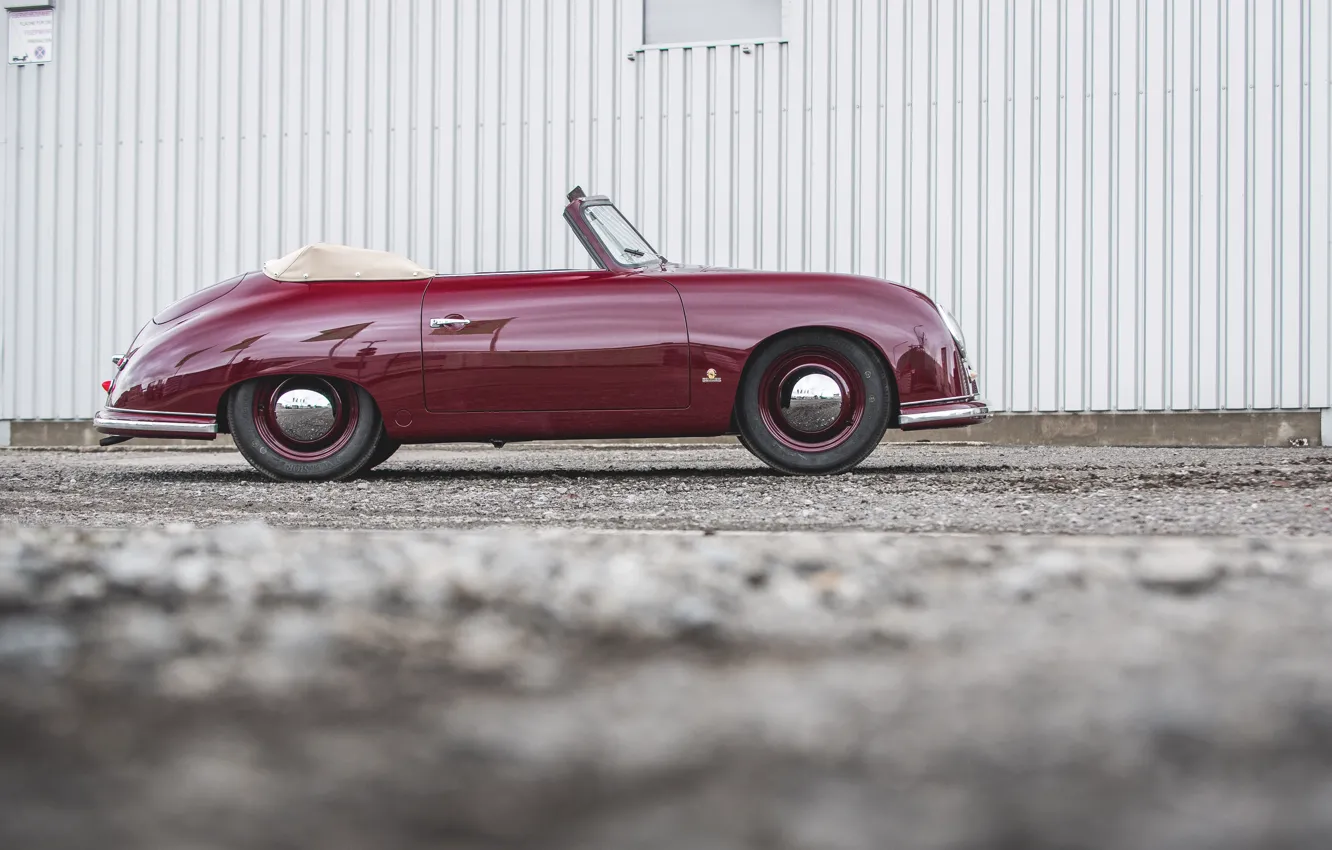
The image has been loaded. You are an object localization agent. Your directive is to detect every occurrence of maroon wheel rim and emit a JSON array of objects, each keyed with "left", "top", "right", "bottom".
[
  {"left": 252, "top": 377, "right": 360, "bottom": 462},
  {"left": 757, "top": 347, "right": 865, "bottom": 452}
]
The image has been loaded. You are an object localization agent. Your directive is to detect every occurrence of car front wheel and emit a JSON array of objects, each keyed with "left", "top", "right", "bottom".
[
  {"left": 735, "top": 331, "right": 893, "bottom": 475},
  {"left": 229, "top": 376, "right": 385, "bottom": 482}
]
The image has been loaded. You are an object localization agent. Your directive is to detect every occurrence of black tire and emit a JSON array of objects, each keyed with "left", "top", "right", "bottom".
[
  {"left": 229, "top": 377, "right": 385, "bottom": 482},
  {"left": 735, "top": 331, "right": 893, "bottom": 475},
  {"left": 364, "top": 433, "right": 401, "bottom": 471}
]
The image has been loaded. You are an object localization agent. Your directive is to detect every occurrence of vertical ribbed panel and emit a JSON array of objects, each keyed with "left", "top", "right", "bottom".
[{"left": 1, "top": 0, "right": 1328, "bottom": 419}]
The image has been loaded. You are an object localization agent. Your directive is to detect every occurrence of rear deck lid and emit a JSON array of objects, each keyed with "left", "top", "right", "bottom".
[{"left": 152, "top": 274, "right": 246, "bottom": 324}]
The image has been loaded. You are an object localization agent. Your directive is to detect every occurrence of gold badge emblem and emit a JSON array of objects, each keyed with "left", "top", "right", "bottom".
[{"left": 702, "top": 368, "right": 721, "bottom": 383}]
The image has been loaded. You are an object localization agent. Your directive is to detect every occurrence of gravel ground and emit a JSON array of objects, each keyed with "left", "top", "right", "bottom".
[
  {"left": 3, "top": 525, "right": 1332, "bottom": 849},
  {"left": 4, "top": 443, "right": 1332, "bottom": 848},
  {"left": 2, "top": 442, "right": 1331, "bottom": 535}
]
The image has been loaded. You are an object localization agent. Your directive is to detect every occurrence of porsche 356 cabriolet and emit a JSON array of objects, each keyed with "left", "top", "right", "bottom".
[{"left": 96, "top": 187, "right": 988, "bottom": 481}]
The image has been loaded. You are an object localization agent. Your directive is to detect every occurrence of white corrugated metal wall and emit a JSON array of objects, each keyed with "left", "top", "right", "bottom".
[{"left": 1, "top": 0, "right": 1329, "bottom": 421}]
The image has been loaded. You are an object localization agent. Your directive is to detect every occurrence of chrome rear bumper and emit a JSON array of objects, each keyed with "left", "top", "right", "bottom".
[
  {"left": 898, "top": 400, "right": 991, "bottom": 430},
  {"left": 94, "top": 407, "right": 218, "bottom": 439}
]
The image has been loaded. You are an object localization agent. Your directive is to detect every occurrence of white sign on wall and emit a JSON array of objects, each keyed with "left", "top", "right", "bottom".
[{"left": 8, "top": 7, "right": 54, "bottom": 66}]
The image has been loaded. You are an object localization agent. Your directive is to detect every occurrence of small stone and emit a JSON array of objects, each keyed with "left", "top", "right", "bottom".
[
  {"left": 669, "top": 596, "right": 719, "bottom": 636},
  {"left": 995, "top": 570, "right": 1041, "bottom": 602},
  {"left": 744, "top": 569, "right": 769, "bottom": 589},
  {"left": 0, "top": 616, "right": 75, "bottom": 674},
  {"left": 44, "top": 571, "right": 107, "bottom": 606},
  {"left": 102, "top": 539, "right": 173, "bottom": 589},
  {"left": 101, "top": 608, "right": 183, "bottom": 665},
  {"left": 207, "top": 521, "right": 278, "bottom": 557},
  {"left": 1135, "top": 554, "right": 1224, "bottom": 596},
  {"left": 450, "top": 613, "right": 525, "bottom": 674},
  {"left": 0, "top": 563, "right": 30, "bottom": 606},
  {"left": 158, "top": 657, "right": 231, "bottom": 699}
]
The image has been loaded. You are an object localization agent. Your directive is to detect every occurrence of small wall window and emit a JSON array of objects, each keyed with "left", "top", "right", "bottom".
[{"left": 643, "top": 0, "right": 782, "bottom": 46}]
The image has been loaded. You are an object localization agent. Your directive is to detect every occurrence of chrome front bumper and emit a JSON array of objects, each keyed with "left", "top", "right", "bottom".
[
  {"left": 94, "top": 407, "right": 218, "bottom": 439},
  {"left": 898, "top": 400, "right": 991, "bottom": 430}
]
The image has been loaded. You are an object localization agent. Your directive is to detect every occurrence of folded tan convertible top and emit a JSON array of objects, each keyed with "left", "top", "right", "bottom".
[{"left": 262, "top": 243, "right": 435, "bottom": 282}]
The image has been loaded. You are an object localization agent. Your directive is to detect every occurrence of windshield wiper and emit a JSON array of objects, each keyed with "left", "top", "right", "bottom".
[{"left": 619, "top": 247, "right": 667, "bottom": 267}]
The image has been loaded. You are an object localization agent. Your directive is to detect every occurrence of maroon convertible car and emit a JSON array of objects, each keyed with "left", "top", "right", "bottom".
[{"left": 96, "top": 188, "right": 989, "bottom": 481}]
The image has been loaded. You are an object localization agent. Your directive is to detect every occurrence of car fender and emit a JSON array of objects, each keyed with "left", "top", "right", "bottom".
[
  {"left": 654, "top": 269, "right": 967, "bottom": 414},
  {"left": 108, "top": 273, "right": 430, "bottom": 431}
]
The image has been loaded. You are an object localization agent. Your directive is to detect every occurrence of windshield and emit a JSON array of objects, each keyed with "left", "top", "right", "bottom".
[{"left": 583, "top": 204, "right": 660, "bottom": 267}]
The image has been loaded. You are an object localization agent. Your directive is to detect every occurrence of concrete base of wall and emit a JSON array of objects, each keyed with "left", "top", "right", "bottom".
[
  {"left": 882, "top": 411, "right": 1325, "bottom": 448},
  {"left": 1, "top": 411, "right": 1324, "bottom": 449},
  {"left": 1, "top": 420, "right": 235, "bottom": 449}
]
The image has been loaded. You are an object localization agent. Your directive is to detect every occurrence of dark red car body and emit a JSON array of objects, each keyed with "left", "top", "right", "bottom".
[{"left": 96, "top": 194, "right": 987, "bottom": 444}]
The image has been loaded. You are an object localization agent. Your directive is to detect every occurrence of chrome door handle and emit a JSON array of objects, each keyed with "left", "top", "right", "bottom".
[{"left": 430, "top": 316, "right": 470, "bottom": 329}]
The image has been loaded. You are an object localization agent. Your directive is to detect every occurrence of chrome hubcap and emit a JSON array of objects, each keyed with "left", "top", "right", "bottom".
[
  {"left": 758, "top": 347, "right": 864, "bottom": 453},
  {"left": 779, "top": 372, "right": 846, "bottom": 433},
  {"left": 273, "top": 382, "right": 337, "bottom": 443}
]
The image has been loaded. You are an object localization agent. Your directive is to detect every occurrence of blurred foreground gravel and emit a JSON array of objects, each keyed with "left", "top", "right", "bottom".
[
  {"left": 5, "top": 524, "right": 1332, "bottom": 849},
  {"left": 3, "top": 442, "right": 1332, "bottom": 534}
]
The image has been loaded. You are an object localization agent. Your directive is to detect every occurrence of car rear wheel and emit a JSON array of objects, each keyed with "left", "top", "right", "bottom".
[
  {"left": 229, "top": 376, "right": 384, "bottom": 482},
  {"left": 735, "top": 331, "right": 892, "bottom": 475},
  {"left": 364, "top": 433, "right": 401, "bottom": 472}
]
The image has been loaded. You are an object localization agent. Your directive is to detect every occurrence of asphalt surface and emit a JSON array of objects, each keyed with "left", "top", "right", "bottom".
[{"left": 2, "top": 442, "right": 1331, "bottom": 535}]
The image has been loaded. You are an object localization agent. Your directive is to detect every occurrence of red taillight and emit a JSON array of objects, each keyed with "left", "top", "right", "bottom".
[{"left": 101, "top": 380, "right": 113, "bottom": 393}]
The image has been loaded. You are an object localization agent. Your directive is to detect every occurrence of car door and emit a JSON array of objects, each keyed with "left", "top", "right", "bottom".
[{"left": 420, "top": 269, "right": 690, "bottom": 412}]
